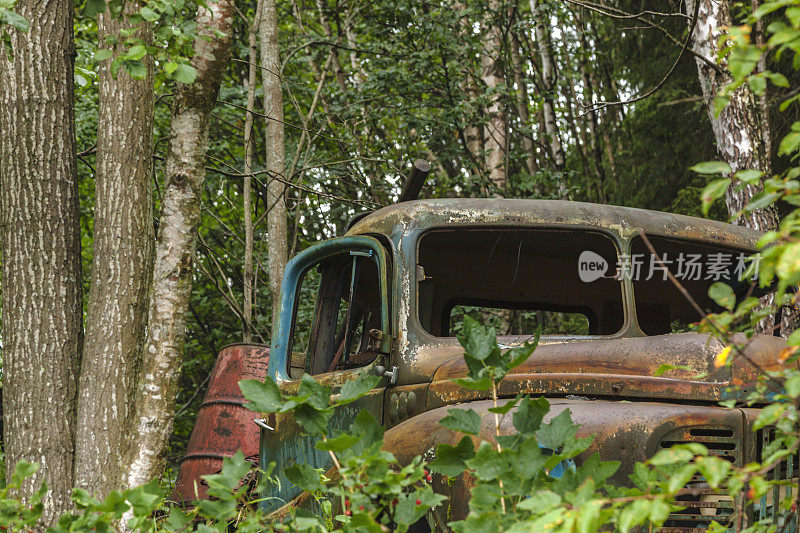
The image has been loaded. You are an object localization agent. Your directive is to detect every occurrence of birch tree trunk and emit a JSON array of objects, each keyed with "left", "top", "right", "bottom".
[
  {"left": 686, "top": 0, "right": 778, "bottom": 231},
  {"left": 122, "top": 0, "right": 235, "bottom": 489},
  {"left": 0, "top": 0, "right": 82, "bottom": 521},
  {"left": 482, "top": 0, "right": 508, "bottom": 193},
  {"left": 260, "top": 0, "right": 288, "bottom": 320},
  {"left": 74, "top": 7, "right": 155, "bottom": 498},
  {"left": 530, "top": 0, "right": 567, "bottom": 196}
]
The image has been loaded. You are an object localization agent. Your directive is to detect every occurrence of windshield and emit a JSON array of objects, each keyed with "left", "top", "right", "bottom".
[{"left": 416, "top": 228, "right": 624, "bottom": 337}]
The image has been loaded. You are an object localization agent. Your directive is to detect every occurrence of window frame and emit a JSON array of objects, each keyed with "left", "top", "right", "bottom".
[
  {"left": 413, "top": 225, "right": 626, "bottom": 340},
  {"left": 268, "top": 235, "right": 391, "bottom": 383}
]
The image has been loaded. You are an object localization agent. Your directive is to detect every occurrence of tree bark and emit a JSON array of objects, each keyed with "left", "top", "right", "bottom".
[
  {"left": 481, "top": 0, "right": 508, "bottom": 193},
  {"left": 74, "top": 7, "right": 155, "bottom": 498},
  {"left": 686, "top": 0, "right": 778, "bottom": 231},
  {"left": 0, "top": 0, "right": 82, "bottom": 522},
  {"left": 576, "top": 8, "right": 607, "bottom": 203},
  {"left": 260, "top": 0, "right": 288, "bottom": 320},
  {"left": 122, "top": 0, "right": 235, "bottom": 490},
  {"left": 530, "top": 0, "right": 567, "bottom": 196},
  {"left": 510, "top": 31, "right": 538, "bottom": 179},
  {"left": 243, "top": 1, "right": 261, "bottom": 343}
]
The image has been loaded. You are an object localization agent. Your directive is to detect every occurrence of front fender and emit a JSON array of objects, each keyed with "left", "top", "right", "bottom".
[{"left": 382, "top": 398, "right": 749, "bottom": 523}]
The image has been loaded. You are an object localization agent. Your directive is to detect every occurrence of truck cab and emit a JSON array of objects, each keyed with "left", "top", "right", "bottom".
[{"left": 260, "top": 199, "right": 787, "bottom": 528}]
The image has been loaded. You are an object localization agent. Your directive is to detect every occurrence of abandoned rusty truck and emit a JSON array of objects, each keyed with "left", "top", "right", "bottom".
[{"left": 174, "top": 198, "right": 791, "bottom": 529}]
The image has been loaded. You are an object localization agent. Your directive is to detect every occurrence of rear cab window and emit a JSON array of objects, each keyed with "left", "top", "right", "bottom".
[{"left": 416, "top": 228, "right": 624, "bottom": 339}]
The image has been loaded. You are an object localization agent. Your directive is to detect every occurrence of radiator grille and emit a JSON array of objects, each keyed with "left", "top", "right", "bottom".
[
  {"left": 659, "top": 426, "right": 738, "bottom": 532},
  {"left": 754, "top": 428, "right": 799, "bottom": 529}
]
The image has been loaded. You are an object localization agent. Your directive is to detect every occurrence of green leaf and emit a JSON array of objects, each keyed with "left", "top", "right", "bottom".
[
  {"left": 745, "top": 191, "right": 781, "bottom": 212},
  {"left": 488, "top": 395, "right": 521, "bottom": 415},
  {"left": 429, "top": 436, "right": 475, "bottom": 477},
  {"left": 347, "top": 410, "right": 384, "bottom": 456},
  {"left": 510, "top": 438, "right": 548, "bottom": 479},
  {"left": 297, "top": 374, "right": 330, "bottom": 410},
  {"left": 124, "top": 479, "right": 161, "bottom": 518},
  {"left": 164, "top": 507, "right": 190, "bottom": 529},
  {"left": 85, "top": 0, "right": 106, "bottom": 17},
  {"left": 575, "top": 499, "right": 602, "bottom": 533},
  {"left": 123, "top": 60, "right": 147, "bottom": 79},
  {"left": 293, "top": 403, "right": 333, "bottom": 435},
  {"left": 439, "top": 408, "right": 482, "bottom": 434},
  {"left": 701, "top": 179, "right": 731, "bottom": 215},
  {"left": 691, "top": 161, "right": 732, "bottom": 175},
  {"left": 124, "top": 44, "right": 147, "bottom": 61},
  {"left": 649, "top": 446, "right": 695, "bottom": 466},
  {"left": 465, "top": 441, "right": 506, "bottom": 480},
  {"left": 667, "top": 463, "right": 698, "bottom": 493},
  {"left": 458, "top": 315, "right": 499, "bottom": 362},
  {"left": 517, "top": 489, "right": 561, "bottom": 511},
  {"left": 453, "top": 376, "right": 492, "bottom": 391},
  {"left": 284, "top": 463, "right": 324, "bottom": 492},
  {"left": 316, "top": 432, "right": 360, "bottom": 452},
  {"left": 734, "top": 169, "right": 764, "bottom": 185},
  {"left": 648, "top": 498, "right": 672, "bottom": 526},
  {"left": 786, "top": 375, "right": 800, "bottom": 397},
  {"left": 239, "top": 378, "right": 282, "bottom": 413},
  {"left": 708, "top": 282, "right": 735, "bottom": 311},
  {"left": 171, "top": 63, "right": 197, "bottom": 84},
  {"left": 139, "top": 6, "right": 159, "bottom": 21},
  {"left": 779, "top": 130, "right": 800, "bottom": 156},
  {"left": 203, "top": 451, "right": 251, "bottom": 497},
  {"left": 537, "top": 409, "right": 578, "bottom": 450},
  {"left": 337, "top": 373, "right": 381, "bottom": 405},
  {"left": 753, "top": 402, "right": 786, "bottom": 430},
  {"left": 777, "top": 243, "right": 800, "bottom": 281},
  {"left": 617, "top": 499, "right": 652, "bottom": 532},
  {"left": 1, "top": 9, "right": 29, "bottom": 31},
  {"left": 696, "top": 456, "right": 732, "bottom": 489},
  {"left": 93, "top": 49, "right": 113, "bottom": 61},
  {"left": 506, "top": 333, "right": 540, "bottom": 370},
  {"left": 512, "top": 396, "right": 549, "bottom": 436}
]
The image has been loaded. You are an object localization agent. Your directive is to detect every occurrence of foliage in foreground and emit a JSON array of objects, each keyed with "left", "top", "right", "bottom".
[{"left": 0, "top": 318, "right": 746, "bottom": 532}]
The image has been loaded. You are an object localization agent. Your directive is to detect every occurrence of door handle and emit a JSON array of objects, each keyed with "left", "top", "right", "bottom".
[{"left": 373, "top": 365, "right": 398, "bottom": 385}]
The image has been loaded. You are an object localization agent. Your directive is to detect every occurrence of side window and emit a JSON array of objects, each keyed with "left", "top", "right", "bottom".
[{"left": 289, "top": 250, "right": 383, "bottom": 378}]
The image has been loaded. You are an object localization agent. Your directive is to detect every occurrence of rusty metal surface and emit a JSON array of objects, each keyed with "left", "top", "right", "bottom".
[
  {"left": 424, "top": 333, "right": 786, "bottom": 406},
  {"left": 171, "top": 343, "right": 270, "bottom": 504},
  {"left": 383, "top": 398, "right": 749, "bottom": 524},
  {"left": 258, "top": 198, "right": 786, "bottom": 525},
  {"left": 347, "top": 199, "right": 763, "bottom": 248}
]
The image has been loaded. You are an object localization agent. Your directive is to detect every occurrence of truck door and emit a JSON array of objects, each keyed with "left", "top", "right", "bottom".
[{"left": 260, "top": 236, "right": 392, "bottom": 512}]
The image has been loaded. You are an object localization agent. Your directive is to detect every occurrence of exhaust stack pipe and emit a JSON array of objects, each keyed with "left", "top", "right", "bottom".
[
  {"left": 344, "top": 159, "right": 431, "bottom": 233},
  {"left": 398, "top": 159, "right": 431, "bottom": 203}
]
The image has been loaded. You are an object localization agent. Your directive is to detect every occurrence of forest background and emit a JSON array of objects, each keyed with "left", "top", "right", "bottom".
[{"left": 0, "top": 0, "right": 790, "bottom": 525}]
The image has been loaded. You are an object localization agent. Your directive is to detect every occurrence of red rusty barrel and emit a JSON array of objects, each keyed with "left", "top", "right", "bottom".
[{"left": 171, "top": 343, "right": 270, "bottom": 504}]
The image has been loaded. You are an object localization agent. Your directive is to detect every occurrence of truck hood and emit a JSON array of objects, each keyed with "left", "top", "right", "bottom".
[{"left": 425, "top": 332, "right": 786, "bottom": 405}]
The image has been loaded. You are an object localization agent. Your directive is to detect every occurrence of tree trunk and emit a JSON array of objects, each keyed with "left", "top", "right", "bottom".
[
  {"left": 510, "top": 31, "right": 537, "bottom": 179},
  {"left": 243, "top": 1, "right": 261, "bottom": 343},
  {"left": 260, "top": 0, "right": 288, "bottom": 320},
  {"left": 752, "top": 0, "right": 772, "bottom": 162},
  {"left": 482, "top": 0, "right": 508, "bottom": 193},
  {"left": 576, "top": 8, "right": 607, "bottom": 203},
  {"left": 122, "top": 0, "right": 235, "bottom": 490},
  {"left": 0, "top": 0, "right": 82, "bottom": 522},
  {"left": 686, "top": 0, "right": 778, "bottom": 231},
  {"left": 74, "top": 7, "right": 155, "bottom": 498},
  {"left": 530, "top": 0, "right": 567, "bottom": 196}
]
